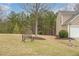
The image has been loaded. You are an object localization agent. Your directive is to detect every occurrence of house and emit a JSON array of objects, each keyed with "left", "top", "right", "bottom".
[{"left": 56, "top": 11, "right": 79, "bottom": 38}]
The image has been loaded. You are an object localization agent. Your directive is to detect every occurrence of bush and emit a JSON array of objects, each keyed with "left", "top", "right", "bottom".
[{"left": 59, "top": 30, "right": 68, "bottom": 38}]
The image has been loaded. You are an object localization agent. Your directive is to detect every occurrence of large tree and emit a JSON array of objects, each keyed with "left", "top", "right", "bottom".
[{"left": 19, "top": 3, "right": 48, "bottom": 36}]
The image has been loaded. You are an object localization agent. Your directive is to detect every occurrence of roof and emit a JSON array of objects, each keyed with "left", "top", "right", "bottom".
[
  {"left": 58, "top": 11, "right": 79, "bottom": 25},
  {"left": 58, "top": 11, "right": 77, "bottom": 14}
]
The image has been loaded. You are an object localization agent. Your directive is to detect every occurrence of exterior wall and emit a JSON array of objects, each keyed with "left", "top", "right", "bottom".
[
  {"left": 62, "top": 25, "right": 67, "bottom": 30},
  {"left": 56, "top": 13, "right": 61, "bottom": 35},
  {"left": 56, "top": 12, "right": 73, "bottom": 35},
  {"left": 56, "top": 11, "right": 79, "bottom": 37}
]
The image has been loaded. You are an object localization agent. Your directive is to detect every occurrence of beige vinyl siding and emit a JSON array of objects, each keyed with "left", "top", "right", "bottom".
[
  {"left": 56, "top": 12, "right": 73, "bottom": 35},
  {"left": 56, "top": 13, "right": 64, "bottom": 35}
]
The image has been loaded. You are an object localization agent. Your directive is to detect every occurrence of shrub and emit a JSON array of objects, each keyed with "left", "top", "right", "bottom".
[{"left": 59, "top": 30, "right": 68, "bottom": 38}]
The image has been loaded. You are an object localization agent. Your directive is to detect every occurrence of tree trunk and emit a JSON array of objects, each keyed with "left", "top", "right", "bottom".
[{"left": 35, "top": 18, "right": 38, "bottom": 36}]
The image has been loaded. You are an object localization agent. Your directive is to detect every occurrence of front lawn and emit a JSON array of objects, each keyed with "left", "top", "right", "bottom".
[{"left": 0, "top": 34, "right": 79, "bottom": 56}]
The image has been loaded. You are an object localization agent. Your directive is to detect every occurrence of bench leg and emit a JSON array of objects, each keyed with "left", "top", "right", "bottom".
[
  {"left": 31, "top": 36, "right": 34, "bottom": 42},
  {"left": 22, "top": 34, "right": 25, "bottom": 42}
]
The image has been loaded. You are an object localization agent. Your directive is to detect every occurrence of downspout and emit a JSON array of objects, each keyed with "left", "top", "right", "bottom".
[
  {"left": 68, "top": 24, "right": 72, "bottom": 38},
  {"left": 68, "top": 24, "right": 72, "bottom": 47},
  {"left": 68, "top": 24, "right": 70, "bottom": 38}
]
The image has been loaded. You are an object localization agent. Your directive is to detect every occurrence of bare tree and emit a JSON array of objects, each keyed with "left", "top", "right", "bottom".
[
  {"left": 74, "top": 3, "right": 79, "bottom": 11},
  {"left": 0, "top": 5, "right": 9, "bottom": 21},
  {"left": 19, "top": 3, "right": 48, "bottom": 36}
]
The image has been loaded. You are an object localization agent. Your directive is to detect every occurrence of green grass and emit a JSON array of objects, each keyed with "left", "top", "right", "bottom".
[{"left": 0, "top": 34, "right": 79, "bottom": 56}]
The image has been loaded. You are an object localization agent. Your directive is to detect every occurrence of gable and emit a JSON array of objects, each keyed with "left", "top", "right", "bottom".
[
  {"left": 70, "top": 14, "right": 79, "bottom": 25},
  {"left": 62, "top": 13, "right": 73, "bottom": 24},
  {"left": 63, "top": 12, "right": 79, "bottom": 25},
  {"left": 58, "top": 11, "right": 77, "bottom": 25}
]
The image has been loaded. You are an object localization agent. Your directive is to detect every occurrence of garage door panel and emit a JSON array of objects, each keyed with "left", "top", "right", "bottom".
[{"left": 70, "top": 25, "right": 79, "bottom": 38}]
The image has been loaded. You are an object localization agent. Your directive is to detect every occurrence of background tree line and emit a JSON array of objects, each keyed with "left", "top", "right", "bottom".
[
  {"left": 0, "top": 10, "right": 57, "bottom": 35},
  {"left": 0, "top": 3, "right": 57, "bottom": 35}
]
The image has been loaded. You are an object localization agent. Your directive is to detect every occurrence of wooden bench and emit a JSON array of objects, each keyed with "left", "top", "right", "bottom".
[
  {"left": 22, "top": 34, "right": 46, "bottom": 42},
  {"left": 22, "top": 34, "right": 35, "bottom": 42}
]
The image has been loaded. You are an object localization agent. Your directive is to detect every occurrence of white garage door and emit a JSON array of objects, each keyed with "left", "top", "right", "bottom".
[{"left": 69, "top": 25, "right": 79, "bottom": 38}]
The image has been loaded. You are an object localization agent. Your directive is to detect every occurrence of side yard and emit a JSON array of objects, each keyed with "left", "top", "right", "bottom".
[{"left": 0, "top": 34, "right": 79, "bottom": 56}]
